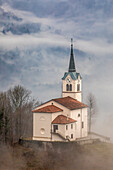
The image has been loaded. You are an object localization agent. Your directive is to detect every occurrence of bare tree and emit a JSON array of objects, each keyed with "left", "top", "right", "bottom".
[
  {"left": 0, "top": 85, "right": 40, "bottom": 145},
  {"left": 8, "top": 85, "right": 31, "bottom": 111},
  {"left": 87, "top": 93, "right": 97, "bottom": 133},
  {"left": 0, "top": 92, "right": 10, "bottom": 143},
  {"left": 7, "top": 85, "right": 33, "bottom": 143}
]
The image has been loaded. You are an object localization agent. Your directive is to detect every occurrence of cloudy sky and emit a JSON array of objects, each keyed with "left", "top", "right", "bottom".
[{"left": 0, "top": 0, "right": 113, "bottom": 137}]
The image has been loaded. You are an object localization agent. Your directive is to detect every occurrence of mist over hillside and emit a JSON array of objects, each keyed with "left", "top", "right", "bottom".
[{"left": 1, "top": 142, "right": 113, "bottom": 170}]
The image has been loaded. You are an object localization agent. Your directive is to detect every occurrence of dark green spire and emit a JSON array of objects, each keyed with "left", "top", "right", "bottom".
[{"left": 68, "top": 38, "right": 76, "bottom": 72}]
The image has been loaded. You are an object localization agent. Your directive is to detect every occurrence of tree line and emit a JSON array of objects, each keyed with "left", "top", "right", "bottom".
[{"left": 0, "top": 85, "right": 39, "bottom": 145}]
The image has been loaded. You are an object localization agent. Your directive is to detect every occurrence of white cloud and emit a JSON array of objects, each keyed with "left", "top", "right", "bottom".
[
  {"left": 1, "top": 33, "right": 113, "bottom": 57},
  {"left": 77, "top": 39, "right": 113, "bottom": 56},
  {"left": 0, "top": 34, "right": 68, "bottom": 50}
]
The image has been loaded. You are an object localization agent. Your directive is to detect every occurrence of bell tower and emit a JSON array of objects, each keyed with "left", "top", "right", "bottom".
[{"left": 62, "top": 39, "right": 82, "bottom": 102}]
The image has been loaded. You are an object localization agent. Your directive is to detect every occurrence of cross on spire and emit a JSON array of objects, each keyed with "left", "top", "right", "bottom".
[
  {"left": 71, "top": 38, "right": 73, "bottom": 44},
  {"left": 68, "top": 38, "right": 76, "bottom": 72}
]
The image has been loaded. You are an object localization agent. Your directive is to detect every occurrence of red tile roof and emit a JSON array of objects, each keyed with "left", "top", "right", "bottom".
[
  {"left": 52, "top": 115, "right": 76, "bottom": 124},
  {"left": 32, "top": 105, "right": 63, "bottom": 113},
  {"left": 53, "top": 96, "right": 88, "bottom": 110}
]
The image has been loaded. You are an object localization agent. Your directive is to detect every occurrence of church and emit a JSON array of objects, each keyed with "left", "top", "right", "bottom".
[{"left": 32, "top": 39, "right": 88, "bottom": 141}]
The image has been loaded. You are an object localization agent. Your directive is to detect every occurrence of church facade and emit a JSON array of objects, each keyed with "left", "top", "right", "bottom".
[{"left": 32, "top": 40, "right": 88, "bottom": 141}]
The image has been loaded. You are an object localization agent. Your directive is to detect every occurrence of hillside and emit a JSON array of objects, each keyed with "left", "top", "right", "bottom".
[{"left": 0, "top": 142, "right": 113, "bottom": 170}]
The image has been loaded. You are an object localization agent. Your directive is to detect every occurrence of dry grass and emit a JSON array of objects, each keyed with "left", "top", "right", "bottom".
[{"left": 0, "top": 142, "right": 113, "bottom": 170}]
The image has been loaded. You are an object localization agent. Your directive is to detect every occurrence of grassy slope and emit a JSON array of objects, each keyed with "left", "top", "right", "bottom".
[{"left": 0, "top": 142, "right": 113, "bottom": 170}]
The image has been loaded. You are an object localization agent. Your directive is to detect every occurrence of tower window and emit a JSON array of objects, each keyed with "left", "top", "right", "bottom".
[
  {"left": 66, "top": 125, "right": 68, "bottom": 130},
  {"left": 66, "top": 84, "right": 72, "bottom": 91},
  {"left": 70, "top": 84, "right": 72, "bottom": 91},
  {"left": 66, "top": 84, "right": 69, "bottom": 91},
  {"left": 77, "top": 84, "right": 80, "bottom": 91}
]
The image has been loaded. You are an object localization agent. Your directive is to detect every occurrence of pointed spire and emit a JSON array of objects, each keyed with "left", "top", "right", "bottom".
[{"left": 68, "top": 38, "right": 76, "bottom": 72}]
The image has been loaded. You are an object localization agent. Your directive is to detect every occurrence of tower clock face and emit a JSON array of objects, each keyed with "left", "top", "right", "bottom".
[{"left": 66, "top": 78, "right": 71, "bottom": 83}]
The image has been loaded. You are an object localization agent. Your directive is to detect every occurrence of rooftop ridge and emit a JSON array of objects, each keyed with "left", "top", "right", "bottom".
[
  {"left": 32, "top": 104, "right": 63, "bottom": 113},
  {"left": 52, "top": 114, "right": 76, "bottom": 124},
  {"left": 53, "top": 96, "right": 88, "bottom": 110}
]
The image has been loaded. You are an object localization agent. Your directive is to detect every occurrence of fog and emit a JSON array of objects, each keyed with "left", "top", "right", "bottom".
[{"left": 0, "top": 142, "right": 113, "bottom": 170}]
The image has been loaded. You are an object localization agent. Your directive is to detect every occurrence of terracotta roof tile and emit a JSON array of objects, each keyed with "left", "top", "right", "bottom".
[
  {"left": 52, "top": 115, "right": 76, "bottom": 124},
  {"left": 53, "top": 96, "right": 87, "bottom": 110},
  {"left": 32, "top": 105, "right": 63, "bottom": 113}
]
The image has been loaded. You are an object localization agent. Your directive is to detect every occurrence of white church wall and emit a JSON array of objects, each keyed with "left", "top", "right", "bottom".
[
  {"left": 71, "top": 108, "right": 88, "bottom": 138},
  {"left": 52, "top": 133, "right": 64, "bottom": 141},
  {"left": 33, "top": 112, "right": 52, "bottom": 140},
  {"left": 81, "top": 108, "right": 88, "bottom": 137},
  {"left": 56, "top": 124, "right": 65, "bottom": 137},
  {"left": 71, "top": 109, "right": 82, "bottom": 138},
  {"left": 65, "top": 122, "right": 76, "bottom": 140},
  {"left": 33, "top": 137, "right": 51, "bottom": 141}
]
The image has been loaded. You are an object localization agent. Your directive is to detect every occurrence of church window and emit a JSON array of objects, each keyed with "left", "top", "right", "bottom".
[
  {"left": 71, "top": 124, "right": 73, "bottom": 129},
  {"left": 70, "top": 84, "right": 72, "bottom": 91},
  {"left": 40, "top": 116, "right": 45, "bottom": 121},
  {"left": 82, "top": 122, "right": 84, "bottom": 128},
  {"left": 77, "top": 84, "right": 80, "bottom": 91},
  {"left": 78, "top": 114, "right": 80, "bottom": 117},
  {"left": 66, "top": 84, "right": 72, "bottom": 91},
  {"left": 66, "top": 125, "right": 68, "bottom": 130},
  {"left": 53, "top": 125, "right": 58, "bottom": 133},
  {"left": 71, "top": 134, "right": 73, "bottom": 139},
  {"left": 66, "top": 84, "right": 69, "bottom": 91},
  {"left": 40, "top": 128, "right": 45, "bottom": 134}
]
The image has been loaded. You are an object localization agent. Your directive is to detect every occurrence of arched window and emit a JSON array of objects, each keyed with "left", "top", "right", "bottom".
[
  {"left": 40, "top": 128, "right": 45, "bottom": 134},
  {"left": 66, "top": 84, "right": 69, "bottom": 91},
  {"left": 70, "top": 84, "right": 72, "bottom": 91},
  {"left": 40, "top": 116, "right": 46, "bottom": 121},
  {"left": 77, "top": 84, "right": 80, "bottom": 91}
]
